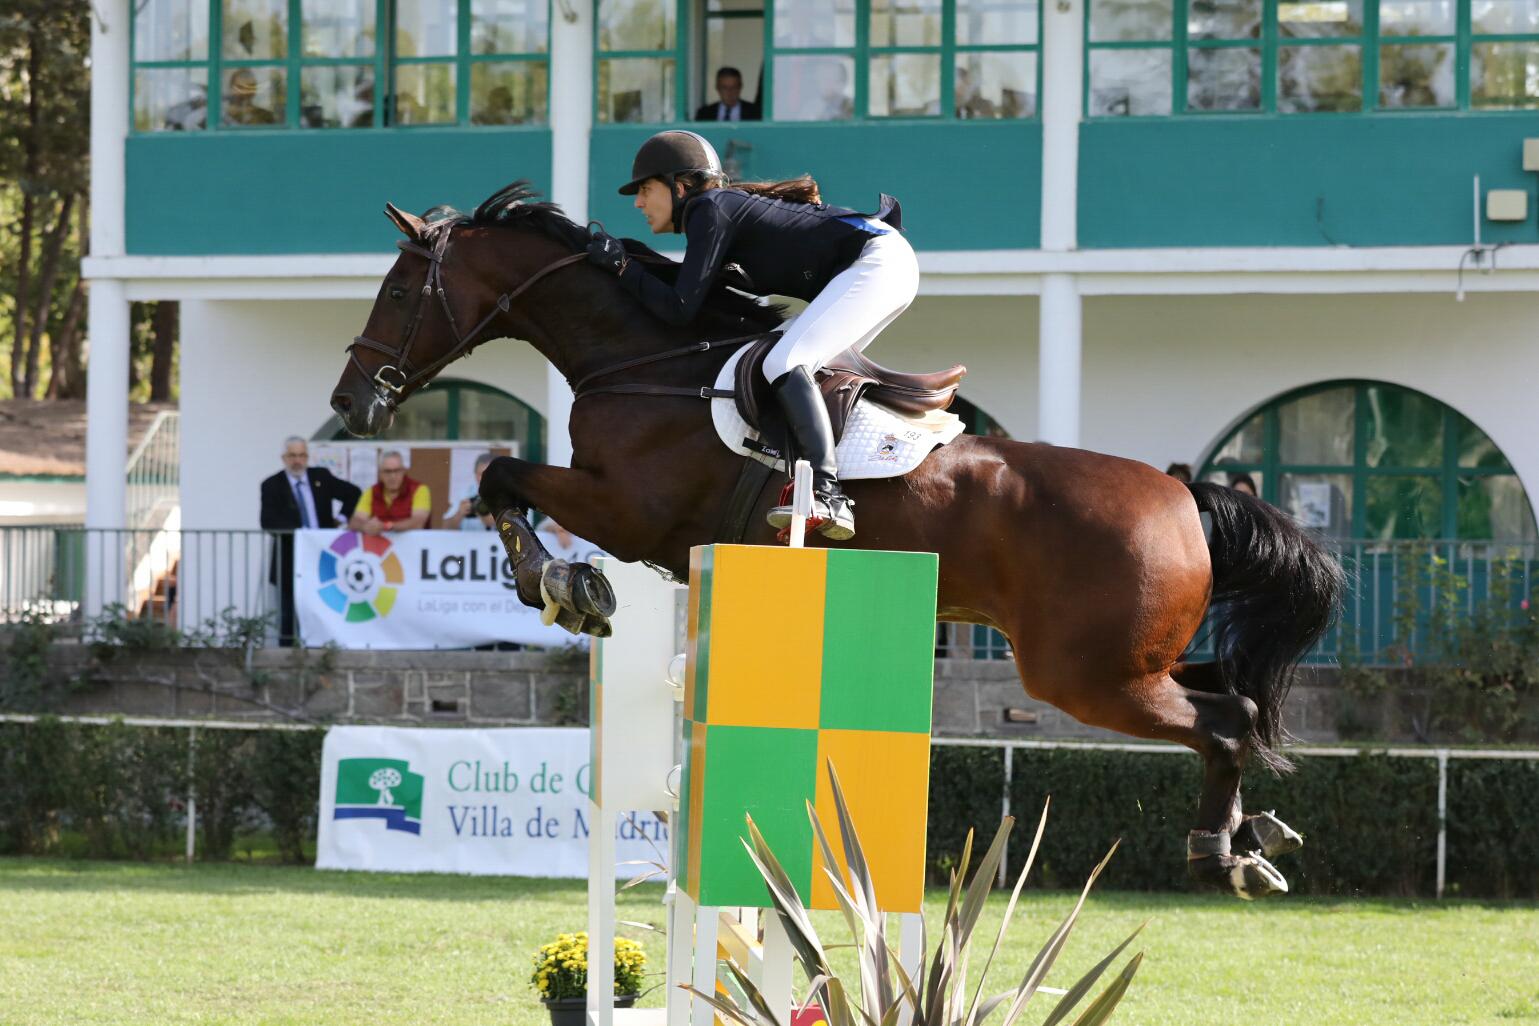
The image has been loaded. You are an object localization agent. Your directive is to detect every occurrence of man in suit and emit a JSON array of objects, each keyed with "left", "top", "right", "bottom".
[
  {"left": 694, "top": 66, "right": 760, "bottom": 122},
  {"left": 260, "top": 436, "right": 361, "bottom": 646}
]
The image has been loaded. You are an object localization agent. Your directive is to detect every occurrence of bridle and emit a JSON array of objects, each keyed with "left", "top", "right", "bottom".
[{"left": 347, "top": 224, "right": 587, "bottom": 408}]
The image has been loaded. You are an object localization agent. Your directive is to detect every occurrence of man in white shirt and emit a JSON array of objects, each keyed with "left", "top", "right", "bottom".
[{"left": 694, "top": 67, "right": 761, "bottom": 122}]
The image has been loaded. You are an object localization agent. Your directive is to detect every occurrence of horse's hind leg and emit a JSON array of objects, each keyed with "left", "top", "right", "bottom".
[
  {"left": 1028, "top": 664, "right": 1289, "bottom": 899},
  {"left": 1172, "top": 661, "right": 1304, "bottom": 861}
]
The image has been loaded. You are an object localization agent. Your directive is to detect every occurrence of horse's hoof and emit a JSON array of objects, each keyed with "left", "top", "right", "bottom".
[
  {"left": 540, "top": 560, "right": 618, "bottom": 618},
  {"left": 1233, "top": 810, "right": 1303, "bottom": 859},
  {"left": 550, "top": 605, "right": 613, "bottom": 638},
  {"left": 1187, "top": 852, "right": 1290, "bottom": 900}
]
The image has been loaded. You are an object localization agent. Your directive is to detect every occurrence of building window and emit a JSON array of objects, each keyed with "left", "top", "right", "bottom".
[
  {"left": 1199, "top": 381, "right": 1537, "bottom": 542},
  {"left": 130, "top": 0, "right": 549, "bottom": 131},
  {"left": 1086, "top": 0, "right": 1539, "bottom": 115},
  {"left": 595, "top": 0, "right": 1040, "bottom": 123},
  {"left": 319, "top": 379, "right": 545, "bottom": 457}
]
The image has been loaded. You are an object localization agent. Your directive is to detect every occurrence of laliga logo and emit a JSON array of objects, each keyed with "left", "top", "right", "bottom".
[{"left": 317, "top": 532, "right": 405, "bottom": 622}]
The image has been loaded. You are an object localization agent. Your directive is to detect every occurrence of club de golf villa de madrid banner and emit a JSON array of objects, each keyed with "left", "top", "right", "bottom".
[
  {"left": 318, "top": 727, "right": 668, "bottom": 877},
  {"left": 293, "top": 528, "right": 594, "bottom": 649}
]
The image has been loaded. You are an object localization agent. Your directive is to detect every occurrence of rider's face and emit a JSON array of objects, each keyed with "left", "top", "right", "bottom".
[{"left": 634, "top": 178, "right": 679, "bottom": 234}]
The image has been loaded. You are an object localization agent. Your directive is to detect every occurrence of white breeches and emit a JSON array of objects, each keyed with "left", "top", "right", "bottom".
[{"left": 761, "top": 228, "right": 920, "bottom": 383}]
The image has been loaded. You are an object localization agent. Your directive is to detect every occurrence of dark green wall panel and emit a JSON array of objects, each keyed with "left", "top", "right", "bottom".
[
  {"left": 1080, "top": 115, "right": 1538, "bottom": 249},
  {"left": 125, "top": 129, "right": 552, "bottom": 254},
  {"left": 588, "top": 121, "right": 1041, "bottom": 251}
]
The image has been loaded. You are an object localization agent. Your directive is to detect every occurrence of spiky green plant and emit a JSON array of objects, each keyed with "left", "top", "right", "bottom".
[{"left": 688, "top": 762, "right": 1144, "bottom": 1026}]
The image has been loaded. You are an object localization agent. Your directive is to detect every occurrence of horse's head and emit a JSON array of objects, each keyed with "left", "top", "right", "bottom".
[{"left": 330, "top": 188, "right": 586, "bottom": 437}]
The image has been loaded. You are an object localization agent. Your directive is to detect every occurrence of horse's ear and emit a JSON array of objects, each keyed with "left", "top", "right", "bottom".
[{"left": 384, "top": 202, "right": 427, "bottom": 240}]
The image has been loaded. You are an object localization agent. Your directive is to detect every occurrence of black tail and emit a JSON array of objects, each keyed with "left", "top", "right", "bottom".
[{"left": 1187, "top": 482, "right": 1345, "bottom": 774}]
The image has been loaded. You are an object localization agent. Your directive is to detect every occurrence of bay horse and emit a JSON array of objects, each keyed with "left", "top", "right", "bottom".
[{"left": 329, "top": 182, "right": 1343, "bottom": 899}]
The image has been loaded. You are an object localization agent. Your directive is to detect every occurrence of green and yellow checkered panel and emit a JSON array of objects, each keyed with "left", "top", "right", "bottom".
[{"left": 678, "top": 544, "right": 938, "bottom": 912}]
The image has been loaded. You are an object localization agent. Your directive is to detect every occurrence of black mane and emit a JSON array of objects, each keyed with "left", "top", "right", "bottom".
[{"left": 424, "top": 180, "right": 784, "bottom": 332}]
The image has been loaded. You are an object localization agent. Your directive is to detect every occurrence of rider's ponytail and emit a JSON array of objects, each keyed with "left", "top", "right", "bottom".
[{"left": 731, "top": 175, "right": 822, "bottom": 205}]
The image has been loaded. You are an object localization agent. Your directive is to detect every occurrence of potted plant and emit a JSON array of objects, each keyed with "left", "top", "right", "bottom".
[{"left": 530, "top": 931, "right": 646, "bottom": 1026}]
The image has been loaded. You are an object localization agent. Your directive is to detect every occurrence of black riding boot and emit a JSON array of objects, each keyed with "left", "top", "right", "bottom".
[{"left": 765, "top": 366, "right": 855, "bottom": 540}]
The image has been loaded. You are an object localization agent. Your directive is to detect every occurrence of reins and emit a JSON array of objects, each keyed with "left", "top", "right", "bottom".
[{"left": 348, "top": 218, "right": 772, "bottom": 408}]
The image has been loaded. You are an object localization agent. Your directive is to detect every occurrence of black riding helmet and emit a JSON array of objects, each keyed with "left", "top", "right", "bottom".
[{"left": 618, "top": 130, "right": 726, "bottom": 231}]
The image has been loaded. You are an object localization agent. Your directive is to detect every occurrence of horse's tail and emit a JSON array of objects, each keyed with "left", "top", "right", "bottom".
[{"left": 1187, "top": 482, "right": 1344, "bottom": 774}]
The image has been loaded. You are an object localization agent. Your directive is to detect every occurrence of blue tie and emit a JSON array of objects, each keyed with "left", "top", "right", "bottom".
[{"left": 293, "top": 478, "right": 311, "bottom": 528}]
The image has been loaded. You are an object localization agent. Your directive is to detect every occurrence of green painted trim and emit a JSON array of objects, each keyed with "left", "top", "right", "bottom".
[{"left": 0, "top": 474, "right": 86, "bottom": 483}]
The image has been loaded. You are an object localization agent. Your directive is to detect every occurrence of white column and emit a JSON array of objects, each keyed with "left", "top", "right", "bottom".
[
  {"left": 1037, "top": 0, "right": 1085, "bottom": 446},
  {"left": 545, "top": 0, "right": 593, "bottom": 468},
  {"left": 1037, "top": 274, "right": 1081, "bottom": 447},
  {"left": 90, "top": 0, "right": 128, "bottom": 257}
]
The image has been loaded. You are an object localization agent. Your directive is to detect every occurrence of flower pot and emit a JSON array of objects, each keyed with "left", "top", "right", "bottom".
[{"left": 543, "top": 995, "right": 636, "bottom": 1026}]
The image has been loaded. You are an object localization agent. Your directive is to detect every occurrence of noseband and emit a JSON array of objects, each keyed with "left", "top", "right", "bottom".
[{"left": 348, "top": 226, "right": 588, "bottom": 408}]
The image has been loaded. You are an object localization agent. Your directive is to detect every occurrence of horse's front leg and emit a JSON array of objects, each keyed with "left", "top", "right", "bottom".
[{"left": 479, "top": 456, "right": 619, "bottom": 637}]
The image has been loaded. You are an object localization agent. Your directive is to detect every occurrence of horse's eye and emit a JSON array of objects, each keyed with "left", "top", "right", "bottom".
[{"left": 388, "top": 286, "right": 406, "bottom": 301}]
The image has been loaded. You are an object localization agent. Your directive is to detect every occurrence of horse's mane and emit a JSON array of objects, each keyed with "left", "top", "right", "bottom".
[{"left": 421, "top": 180, "right": 785, "bottom": 333}]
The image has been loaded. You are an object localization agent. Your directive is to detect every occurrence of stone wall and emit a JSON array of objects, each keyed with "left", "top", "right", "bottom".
[{"left": 13, "top": 644, "right": 1348, "bottom": 742}]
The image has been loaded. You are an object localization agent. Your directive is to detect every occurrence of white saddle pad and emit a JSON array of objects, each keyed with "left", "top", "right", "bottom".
[{"left": 710, "top": 347, "right": 965, "bottom": 480}]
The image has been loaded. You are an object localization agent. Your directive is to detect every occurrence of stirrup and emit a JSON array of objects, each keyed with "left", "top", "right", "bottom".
[{"left": 767, "top": 490, "right": 855, "bottom": 541}]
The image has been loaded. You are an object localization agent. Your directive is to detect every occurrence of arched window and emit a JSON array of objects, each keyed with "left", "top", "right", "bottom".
[
  {"left": 1200, "top": 381, "right": 1536, "bottom": 542},
  {"left": 316, "top": 378, "right": 544, "bottom": 462}
]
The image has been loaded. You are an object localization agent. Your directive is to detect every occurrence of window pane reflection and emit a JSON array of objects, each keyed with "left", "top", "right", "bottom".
[
  {"left": 223, "top": 0, "right": 288, "bottom": 59},
  {"left": 870, "top": 53, "right": 941, "bottom": 116},
  {"left": 134, "top": 68, "right": 209, "bottom": 131},
  {"left": 135, "top": 0, "right": 210, "bottom": 61},
  {"left": 1279, "top": 44, "right": 1362, "bottom": 112},
  {"left": 956, "top": 52, "right": 1037, "bottom": 117},
  {"left": 1186, "top": 47, "right": 1261, "bottom": 110},
  {"left": 599, "top": 0, "right": 676, "bottom": 51},
  {"left": 1458, "top": 477, "right": 1539, "bottom": 542},
  {"left": 397, "top": 0, "right": 459, "bottom": 57},
  {"left": 1379, "top": 43, "right": 1454, "bottom": 107},
  {"left": 472, "top": 0, "right": 550, "bottom": 53},
  {"left": 1364, "top": 386, "right": 1443, "bottom": 467},
  {"left": 1278, "top": 0, "right": 1363, "bottom": 38},
  {"left": 1212, "top": 412, "right": 1265, "bottom": 464},
  {"left": 774, "top": 0, "right": 856, "bottom": 47},
  {"left": 222, "top": 66, "right": 286, "bottom": 126},
  {"left": 773, "top": 55, "right": 855, "bottom": 120},
  {"left": 1472, "top": 0, "right": 1539, "bottom": 32},
  {"left": 460, "top": 389, "right": 534, "bottom": 446},
  {"left": 1089, "top": 48, "right": 1172, "bottom": 115},
  {"left": 1282, "top": 473, "right": 1353, "bottom": 536},
  {"left": 1279, "top": 387, "right": 1354, "bottom": 465},
  {"left": 957, "top": 0, "right": 1038, "bottom": 45},
  {"left": 1471, "top": 42, "right": 1539, "bottom": 109},
  {"left": 471, "top": 61, "right": 550, "bottom": 123},
  {"left": 871, "top": 0, "right": 943, "bottom": 47},
  {"left": 1365, "top": 475, "right": 1441, "bottom": 539},
  {"left": 302, "top": 0, "right": 376, "bottom": 57},
  {"left": 1457, "top": 414, "right": 1512, "bottom": 469},
  {"left": 1090, "top": 0, "right": 1173, "bottom": 42},
  {"left": 395, "top": 63, "right": 458, "bottom": 123},
  {"left": 598, "top": 57, "right": 676, "bottom": 122},
  {"left": 1187, "top": 0, "right": 1261, "bottom": 40},
  {"left": 1380, "top": 0, "right": 1455, "bottom": 35},
  {"left": 301, "top": 65, "right": 375, "bottom": 126}
]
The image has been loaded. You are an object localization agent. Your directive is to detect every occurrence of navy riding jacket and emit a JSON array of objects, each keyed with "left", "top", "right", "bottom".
[{"left": 616, "top": 188, "right": 901, "bottom": 327}]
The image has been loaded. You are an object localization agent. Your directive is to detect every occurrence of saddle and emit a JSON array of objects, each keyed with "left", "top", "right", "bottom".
[{"left": 733, "top": 334, "right": 967, "bottom": 439}]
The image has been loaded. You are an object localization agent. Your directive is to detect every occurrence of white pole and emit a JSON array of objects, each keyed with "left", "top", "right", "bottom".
[
  {"left": 185, "top": 727, "right": 197, "bottom": 862},
  {"left": 1435, "top": 749, "right": 1449, "bottom": 900},
  {"left": 998, "top": 746, "right": 1014, "bottom": 888},
  {"left": 1038, "top": 0, "right": 1083, "bottom": 252},
  {"left": 90, "top": 0, "right": 128, "bottom": 259},
  {"left": 587, "top": 803, "right": 617, "bottom": 1026},
  {"left": 691, "top": 903, "right": 719, "bottom": 1026},
  {"left": 788, "top": 460, "right": 813, "bottom": 548},
  {"left": 897, "top": 912, "right": 925, "bottom": 1026},
  {"left": 1037, "top": 275, "right": 1082, "bottom": 447},
  {"left": 760, "top": 913, "right": 794, "bottom": 1026}
]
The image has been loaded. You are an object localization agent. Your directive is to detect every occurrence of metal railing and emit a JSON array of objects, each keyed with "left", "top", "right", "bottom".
[
  {"left": 3, "top": 528, "right": 1533, "bottom": 659},
  {"left": 0, "top": 525, "right": 276, "bottom": 635},
  {"left": 125, "top": 410, "right": 180, "bottom": 530}
]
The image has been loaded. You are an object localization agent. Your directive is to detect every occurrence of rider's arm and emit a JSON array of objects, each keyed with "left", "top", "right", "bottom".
[{"left": 616, "top": 198, "right": 736, "bottom": 326}]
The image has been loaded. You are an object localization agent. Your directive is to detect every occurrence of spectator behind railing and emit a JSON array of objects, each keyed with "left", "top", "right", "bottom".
[
  {"left": 443, "top": 452, "right": 496, "bottom": 532},
  {"left": 1165, "top": 462, "right": 1193, "bottom": 483},
  {"left": 349, "top": 450, "right": 432, "bottom": 535},
  {"left": 259, "top": 435, "right": 361, "bottom": 647}
]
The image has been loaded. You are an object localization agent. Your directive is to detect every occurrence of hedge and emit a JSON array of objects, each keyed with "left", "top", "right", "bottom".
[{"left": 3, "top": 721, "right": 1535, "bottom": 899}]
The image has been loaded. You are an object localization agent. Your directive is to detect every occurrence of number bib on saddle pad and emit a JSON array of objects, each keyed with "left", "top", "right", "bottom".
[{"left": 710, "top": 347, "right": 966, "bottom": 479}]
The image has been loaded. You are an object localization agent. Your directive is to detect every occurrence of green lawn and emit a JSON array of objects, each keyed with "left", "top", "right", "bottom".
[{"left": 1, "top": 858, "right": 1536, "bottom": 1026}]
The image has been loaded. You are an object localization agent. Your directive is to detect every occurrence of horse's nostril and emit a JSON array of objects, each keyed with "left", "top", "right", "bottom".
[{"left": 332, "top": 393, "right": 352, "bottom": 413}]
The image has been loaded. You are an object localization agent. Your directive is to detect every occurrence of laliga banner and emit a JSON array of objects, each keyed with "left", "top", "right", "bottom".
[
  {"left": 293, "top": 529, "right": 591, "bottom": 649},
  {"left": 316, "top": 726, "right": 669, "bottom": 877}
]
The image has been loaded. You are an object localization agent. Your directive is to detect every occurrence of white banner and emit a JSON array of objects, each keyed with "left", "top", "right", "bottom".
[
  {"left": 316, "top": 726, "right": 669, "bottom": 877},
  {"left": 292, "top": 528, "right": 601, "bottom": 649}
]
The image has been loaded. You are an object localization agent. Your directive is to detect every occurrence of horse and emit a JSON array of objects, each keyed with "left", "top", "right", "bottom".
[{"left": 329, "top": 182, "right": 1343, "bottom": 899}]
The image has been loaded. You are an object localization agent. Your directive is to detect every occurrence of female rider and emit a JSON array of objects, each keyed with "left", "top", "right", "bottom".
[{"left": 584, "top": 130, "right": 918, "bottom": 541}]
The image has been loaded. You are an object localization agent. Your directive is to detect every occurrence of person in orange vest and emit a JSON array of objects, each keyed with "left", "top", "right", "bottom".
[{"left": 349, "top": 450, "right": 432, "bottom": 534}]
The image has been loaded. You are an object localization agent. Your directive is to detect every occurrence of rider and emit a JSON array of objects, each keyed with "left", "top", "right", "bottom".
[{"left": 585, "top": 130, "right": 918, "bottom": 540}]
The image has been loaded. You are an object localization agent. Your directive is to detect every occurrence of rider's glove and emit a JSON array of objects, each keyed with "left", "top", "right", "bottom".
[{"left": 586, "top": 230, "right": 628, "bottom": 275}]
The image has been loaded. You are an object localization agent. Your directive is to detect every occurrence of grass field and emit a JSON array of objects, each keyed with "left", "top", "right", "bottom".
[{"left": 1, "top": 858, "right": 1536, "bottom": 1026}]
